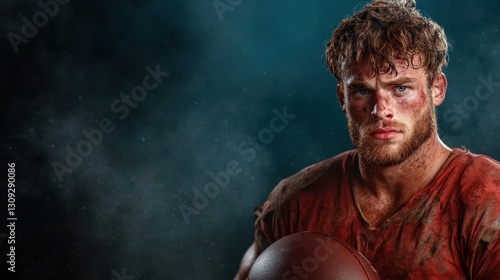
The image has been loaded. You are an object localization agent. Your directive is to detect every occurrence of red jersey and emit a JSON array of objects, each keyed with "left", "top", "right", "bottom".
[{"left": 254, "top": 148, "right": 500, "bottom": 279}]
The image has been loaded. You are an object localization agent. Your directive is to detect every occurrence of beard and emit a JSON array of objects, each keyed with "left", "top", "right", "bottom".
[{"left": 347, "top": 99, "right": 436, "bottom": 167}]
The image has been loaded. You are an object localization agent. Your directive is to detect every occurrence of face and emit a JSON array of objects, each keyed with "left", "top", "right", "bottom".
[{"left": 339, "top": 60, "right": 444, "bottom": 167}]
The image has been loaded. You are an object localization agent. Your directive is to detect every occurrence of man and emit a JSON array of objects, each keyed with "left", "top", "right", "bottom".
[{"left": 234, "top": 0, "right": 500, "bottom": 279}]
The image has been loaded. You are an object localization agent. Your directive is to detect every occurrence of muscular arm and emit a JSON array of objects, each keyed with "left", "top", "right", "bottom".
[{"left": 233, "top": 242, "right": 260, "bottom": 280}]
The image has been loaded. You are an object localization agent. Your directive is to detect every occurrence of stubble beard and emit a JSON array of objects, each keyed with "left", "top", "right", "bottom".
[{"left": 347, "top": 100, "right": 437, "bottom": 167}]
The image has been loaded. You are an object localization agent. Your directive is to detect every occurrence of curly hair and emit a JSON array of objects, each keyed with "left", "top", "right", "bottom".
[{"left": 326, "top": 0, "right": 448, "bottom": 84}]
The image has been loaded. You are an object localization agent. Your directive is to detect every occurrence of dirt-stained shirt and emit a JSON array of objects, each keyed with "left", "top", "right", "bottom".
[{"left": 254, "top": 148, "right": 500, "bottom": 279}]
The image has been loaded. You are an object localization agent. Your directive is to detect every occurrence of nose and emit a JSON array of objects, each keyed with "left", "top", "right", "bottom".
[{"left": 371, "top": 91, "right": 393, "bottom": 120}]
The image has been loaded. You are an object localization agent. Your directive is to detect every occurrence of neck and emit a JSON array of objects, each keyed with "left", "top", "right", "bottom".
[{"left": 355, "top": 133, "right": 452, "bottom": 203}]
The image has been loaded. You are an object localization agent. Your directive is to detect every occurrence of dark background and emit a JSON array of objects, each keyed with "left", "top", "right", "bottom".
[{"left": 1, "top": 0, "right": 499, "bottom": 279}]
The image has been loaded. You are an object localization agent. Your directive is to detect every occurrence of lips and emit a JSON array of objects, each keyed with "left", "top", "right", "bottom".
[{"left": 370, "top": 127, "right": 401, "bottom": 140}]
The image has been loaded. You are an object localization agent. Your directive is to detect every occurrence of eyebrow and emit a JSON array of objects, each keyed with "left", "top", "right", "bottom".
[
  {"left": 346, "top": 77, "right": 417, "bottom": 89},
  {"left": 381, "top": 77, "right": 417, "bottom": 86},
  {"left": 346, "top": 82, "right": 366, "bottom": 90}
]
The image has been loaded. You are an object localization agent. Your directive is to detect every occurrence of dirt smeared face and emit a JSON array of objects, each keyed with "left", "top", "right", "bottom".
[{"left": 341, "top": 59, "right": 437, "bottom": 167}]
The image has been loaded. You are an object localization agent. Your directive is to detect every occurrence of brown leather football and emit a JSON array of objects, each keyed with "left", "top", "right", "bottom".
[{"left": 248, "top": 231, "right": 380, "bottom": 280}]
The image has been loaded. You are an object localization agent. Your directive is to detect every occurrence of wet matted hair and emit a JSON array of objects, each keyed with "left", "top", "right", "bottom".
[{"left": 326, "top": 0, "right": 448, "bottom": 84}]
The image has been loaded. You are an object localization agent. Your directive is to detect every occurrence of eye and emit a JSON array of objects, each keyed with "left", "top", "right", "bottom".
[
  {"left": 396, "top": 86, "right": 407, "bottom": 93},
  {"left": 357, "top": 89, "right": 368, "bottom": 95}
]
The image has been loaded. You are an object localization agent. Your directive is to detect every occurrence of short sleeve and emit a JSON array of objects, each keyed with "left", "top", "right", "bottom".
[{"left": 459, "top": 156, "right": 500, "bottom": 279}]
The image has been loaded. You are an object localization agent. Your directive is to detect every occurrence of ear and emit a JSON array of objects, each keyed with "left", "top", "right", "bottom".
[
  {"left": 430, "top": 72, "right": 447, "bottom": 106},
  {"left": 337, "top": 83, "right": 346, "bottom": 112}
]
